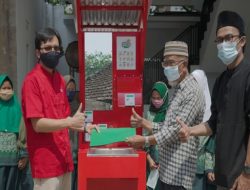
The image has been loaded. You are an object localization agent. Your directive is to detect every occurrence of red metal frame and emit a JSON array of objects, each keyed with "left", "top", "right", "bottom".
[
  {"left": 79, "top": 3, "right": 144, "bottom": 30},
  {"left": 76, "top": 1, "right": 149, "bottom": 190},
  {"left": 80, "top": 25, "right": 139, "bottom": 29},
  {"left": 77, "top": 0, "right": 149, "bottom": 149},
  {"left": 78, "top": 149, "right": 146, "bottom": 190},
  {"left": 76, "top": 0, "right": 85, "bottom": 106},
  {"left": 80, "top": 5, "right": 143, "bottom": 11}
]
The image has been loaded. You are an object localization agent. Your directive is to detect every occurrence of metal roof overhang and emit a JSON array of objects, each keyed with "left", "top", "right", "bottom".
[{"left": 77, "top": 0, "right": 148, "bottom": 32}]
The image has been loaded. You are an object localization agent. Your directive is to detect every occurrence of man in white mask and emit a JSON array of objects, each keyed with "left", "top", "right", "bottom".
[
  {"left": 126, "top": 41, "right": 205, "bottom": 190},
  {"left": 178, "top": 11, "right": 250, "bottom": 190},
  {"left": 162, "top": 41, "right": 189, "bottom": 87}
]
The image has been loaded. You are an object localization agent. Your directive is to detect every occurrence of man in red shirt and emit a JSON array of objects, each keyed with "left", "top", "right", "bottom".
[{"left": 21, "top": 28, "right": 94, "bottom": 190}]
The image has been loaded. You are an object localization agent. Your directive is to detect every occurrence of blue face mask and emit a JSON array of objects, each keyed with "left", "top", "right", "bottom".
[
  {"left": 67, "top": 90, "right": 76, "bottom": 102},
  {"left": 164, "top": 65, "right": 180, "bottom": 82},
  {"left": 217, "top": 41, "right": 239, "bottom": 65}
]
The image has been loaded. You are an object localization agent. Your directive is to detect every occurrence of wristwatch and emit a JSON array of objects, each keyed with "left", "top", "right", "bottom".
[
  {"left": 243, "top": 165, "right": 250, "bottom": 175},
  {"left": 145, "top": 136, "right": 150, "bottom": 147}
]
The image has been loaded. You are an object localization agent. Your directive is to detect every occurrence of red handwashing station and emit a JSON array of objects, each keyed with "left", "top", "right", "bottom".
[{"left": 75, "top": 0, "right": 150, "bottom": 189}]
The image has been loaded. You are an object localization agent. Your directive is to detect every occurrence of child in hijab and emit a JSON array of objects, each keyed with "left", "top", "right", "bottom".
[
  {"left": 191, "top": 70, "right": 216, "bottom": 190},
  {"left": 0, "top": 74, "right": 22, "bottom": 190},
  {"left": 17, "top": 117, "right": 34, "bottom": 190},
  {"left": 145, "top": 81, "right": 168, "bottom": 190}
]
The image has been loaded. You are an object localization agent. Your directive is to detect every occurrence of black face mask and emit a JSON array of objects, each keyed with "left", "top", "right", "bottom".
[{"left": 40, "top": 51, "right": 63, "bottom": 69}]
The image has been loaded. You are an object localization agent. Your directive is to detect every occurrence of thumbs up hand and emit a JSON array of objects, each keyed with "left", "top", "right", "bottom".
[
  {"left": 176, "top": 117, "right": 190, "bottom": 143},
  {"left": 69, "top": 103, "right": 86, "bottom": 129},
  {"left": 130, "top": 108, "right": 143, "bottom": 128}
]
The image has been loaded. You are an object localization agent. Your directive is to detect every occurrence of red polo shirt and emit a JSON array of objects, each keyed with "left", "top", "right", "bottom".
[{"left": 22, "top": 64, "right": 73, "bottom": 178}]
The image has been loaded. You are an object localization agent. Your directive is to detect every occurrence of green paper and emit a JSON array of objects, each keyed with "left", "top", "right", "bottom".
[{"left": 90, "top": 128, "right": 136, "bottom": 147}]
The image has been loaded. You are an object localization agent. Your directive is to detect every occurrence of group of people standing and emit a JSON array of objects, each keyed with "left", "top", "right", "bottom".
[
  {"left": 127, "top": 10, "right": 250, "bottom": 190},
  {"left": 144, "top": 69, "right": 216, "bottom": 190},
  {"left": 0, "top": 74, "right": 33, "bottom": 190},
  {"left": 0, "top": 74, "right": 81, "bottom": 190},
  {"left": 0, "top": 27, "right": 95, "bottom": 190}
]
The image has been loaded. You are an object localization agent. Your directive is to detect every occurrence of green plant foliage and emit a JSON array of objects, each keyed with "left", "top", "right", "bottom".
[
  {"left": 85, "top": 51, "right": 112, "bottom": 78},
  {"left": 47, "top": 0, "right": 63, "bottom": 5}
]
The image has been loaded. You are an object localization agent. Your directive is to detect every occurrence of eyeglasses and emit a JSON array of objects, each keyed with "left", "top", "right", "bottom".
[
  {"left": 40, "top": 45, "right": 62, "bottom": 52},
  {"left": 214, "top": 34, "right": 240, "bottom": 44},
  {"left": 162, "top": 59, "right": 185, "bottom": 67}
]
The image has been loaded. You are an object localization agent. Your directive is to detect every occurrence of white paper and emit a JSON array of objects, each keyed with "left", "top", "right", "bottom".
[
  {"left": 98, "top": 124, "right": 108, "bottom": 129},
  {"left": 146, "top": 169, "right": 159, "bottom": 189},
  {"left": 85, "top": 133, "right": 90, "bottom": 142},
  {"left": 85, "top": 111, "right": 93, "bottom": 123},
  {"left": 125, "top": 93, "right": 135, "bottom": 106},
  {"left": 117, "top": 36, "right": 136, "bottom": 70}
]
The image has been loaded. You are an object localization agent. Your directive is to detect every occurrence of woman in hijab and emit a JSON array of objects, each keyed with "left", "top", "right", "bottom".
[
  {"left": 191, "top": 70, "right": 216, "bottom": 190},
  {"left": 0, "top": 74, "right": 22, "bottom": 190},
  {"left": 145, "top": 81, "right": 168, "bottom": 190}
]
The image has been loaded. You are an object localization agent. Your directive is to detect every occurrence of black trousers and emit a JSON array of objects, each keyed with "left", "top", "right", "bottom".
[{"left": 159, "top": 180, "right": 186, "bottom": 190}]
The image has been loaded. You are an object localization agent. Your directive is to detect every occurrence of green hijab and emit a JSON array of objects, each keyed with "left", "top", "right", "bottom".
[
  {"left": 149, "top": 81, "right": 169, "bottom": 122},
  {"left": 205, "top": 135, "right": 216, "bottom": 154},
  {"left": 0, "top": 74, "right": 21, "bottom": 133}
]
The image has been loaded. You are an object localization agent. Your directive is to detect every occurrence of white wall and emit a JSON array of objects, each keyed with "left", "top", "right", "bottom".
[
  {"left": 145, "top": 15, "right": 199, "bottom": 58},
  {"left": 53, "top": 5, "right": 78, "bottom": 76},
  {"left": 145, "top": 28, "right": 184, "bottom": 57},
  {"left": 16, "top": 0, "right": 79, "bottom": 97},
  {"left": 191, "top": 0, "right": 203, "bottom": 12},
  {"left": 34, "top": 2, "right": 78, "bottom": 76},
  {"left": 200, "top": 0, "right": 250, "bottom": 92}
]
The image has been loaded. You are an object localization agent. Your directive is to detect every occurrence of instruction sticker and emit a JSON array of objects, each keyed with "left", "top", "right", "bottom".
[
  {"left": 125, "top": 93, "right": 135, "bottom": 106},
  {"left": 85, "top": 111, "right": 93, "bottom": 123},
  {"left": 117, "top": 36, "right": 136, "bottom": 70}
]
